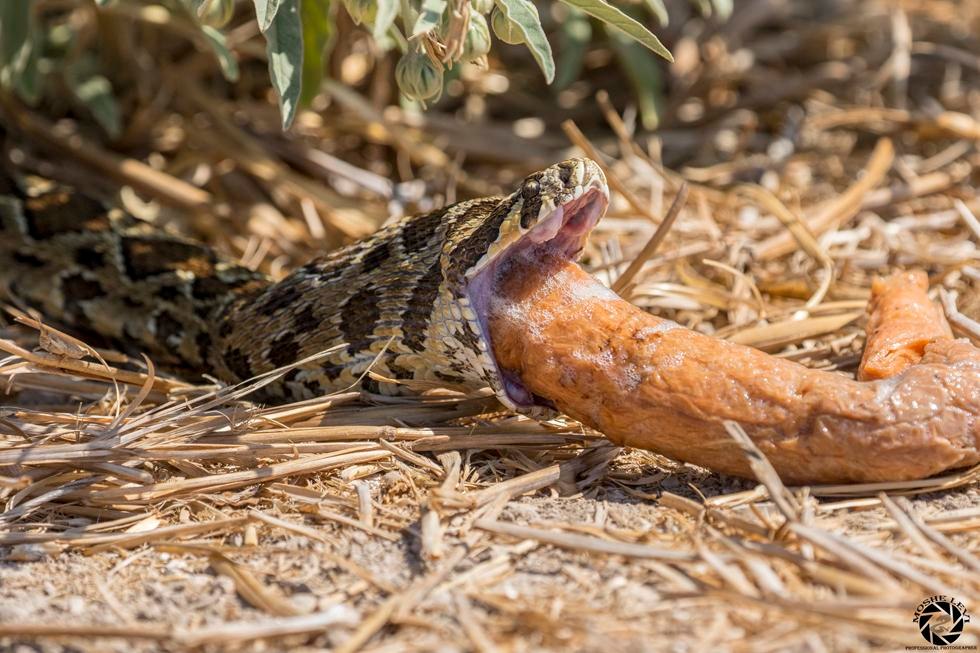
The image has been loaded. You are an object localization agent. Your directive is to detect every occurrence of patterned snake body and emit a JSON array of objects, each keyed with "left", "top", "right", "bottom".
[{"left": 0, "top": 159, "right": 608, "bottom": 412}]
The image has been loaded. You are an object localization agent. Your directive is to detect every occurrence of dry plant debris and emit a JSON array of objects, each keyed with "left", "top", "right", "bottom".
[{"left": 1, "top": 0, "right": 979, "bottom": 651}]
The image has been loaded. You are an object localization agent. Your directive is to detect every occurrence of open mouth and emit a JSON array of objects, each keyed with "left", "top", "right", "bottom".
[{"left": 466, "top": 187, "right": 609, "bottom": 409}]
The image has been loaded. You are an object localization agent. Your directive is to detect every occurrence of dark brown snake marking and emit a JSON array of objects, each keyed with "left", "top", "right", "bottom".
[{"left": 0, "top": 159, "right": 609, "bottom": 411}]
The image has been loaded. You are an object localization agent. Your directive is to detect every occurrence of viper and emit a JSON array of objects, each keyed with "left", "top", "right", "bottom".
[{"left": 0, "top": 158, "right": 608, "bottom": 414}]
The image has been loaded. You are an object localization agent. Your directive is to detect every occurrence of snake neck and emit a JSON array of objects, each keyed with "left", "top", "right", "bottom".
[{"left": 209, "top": 199, "right": 506, "bottom": 402}]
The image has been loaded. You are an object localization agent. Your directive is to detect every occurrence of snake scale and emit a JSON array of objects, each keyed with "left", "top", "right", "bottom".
[{"left": 0, "top": 158, "right": 609, "bottom": 414}]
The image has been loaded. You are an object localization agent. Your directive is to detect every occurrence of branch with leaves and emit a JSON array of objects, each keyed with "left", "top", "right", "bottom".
[{"left": 0, "top": 0, "right": 674, "bottom": 130}]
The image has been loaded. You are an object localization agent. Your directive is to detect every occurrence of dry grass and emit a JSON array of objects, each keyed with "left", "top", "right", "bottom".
[{"left": 1, "top": 0, "right": 979, "bottom": 650}]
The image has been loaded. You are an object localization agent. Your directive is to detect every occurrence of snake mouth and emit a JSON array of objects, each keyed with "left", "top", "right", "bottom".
[{"left": 466, "top": 187, "right": 608, "bottom": 410}]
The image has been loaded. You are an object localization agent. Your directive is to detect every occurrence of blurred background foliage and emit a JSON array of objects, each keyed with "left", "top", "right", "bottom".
[
  {"left": 0, "top": 0, "right": 976, "bottom": 263},
  {"left": 0, "top": 0, "right": 749, "bottom": 237},
  {"left": 0, "top": 0, "right": 693, "bottom": 131}
]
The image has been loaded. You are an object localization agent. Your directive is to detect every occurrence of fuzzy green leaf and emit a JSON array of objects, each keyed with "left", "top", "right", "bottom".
[
  {"left": 639, "top": 0, "right": 668, "bottom": 26},
  {"left": 300, "top": 0, "right": 334, "bottom": 105},
  {"left": 201, "top": 25, "right": 240, "bottom": 81},
  {"left": 0, "top": 2, "right": 31, "bottom": 75},
  {"left": 607, "top": 27, "right": 662, "bottom": 130},
  {"left": 13, "top": 31, "right": 40, "bottom": 105},
  {"left": 0, "top": 2, "right": 40, "bottom": 103},
  {"left": 372, "top": 0, "right": 399, "bottom": 43},
  {"left": 264, "top": 0, "right": 303, "bottom": 128},
  {"left": 183, "top": 0, "right": 207, "bottom": 12},
  {"left": 554, "top": 7, "right": 591, "bottom": 91},
  {"left": 711, "top": 0, "right": 733, "bottom": 19},
  {"left": 559, "top": 0, "right": 672, "bottom": 61},
  {"left": 253, "top": 0, "right": 283, "bottom": 32},
  {"left": 495, "top": 0, "right": 555, "bottom": 83},
  {"left": 66, "top": 68, "right": 121, "bottom": 138},
  {"left": 412, "top": 0, "right": 447, "bottom": 37}
]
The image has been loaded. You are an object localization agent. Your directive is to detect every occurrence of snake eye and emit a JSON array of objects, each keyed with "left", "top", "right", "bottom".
[
  {"left": 522, "top": 180, "right": 539, "bottom": 198},
  {"left": 519, "top": 179, "right": 542, "bottom": 229}
]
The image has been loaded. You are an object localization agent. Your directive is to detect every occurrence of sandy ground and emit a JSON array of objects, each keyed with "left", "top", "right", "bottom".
[{"left": 2, "top": 448, "right": 978, "bottom": 652}]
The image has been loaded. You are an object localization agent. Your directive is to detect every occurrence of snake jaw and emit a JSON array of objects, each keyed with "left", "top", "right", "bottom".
[{"left": 466, "top": 184, "right": 609, "bottom": 412}]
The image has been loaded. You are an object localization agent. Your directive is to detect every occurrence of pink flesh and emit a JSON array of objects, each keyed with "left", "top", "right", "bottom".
[
  {"left": 466, "top": 189, "right": 608, "bottom": 408},
  {"left": 529, "top": 207, "right": 564, "bottom": 243}
]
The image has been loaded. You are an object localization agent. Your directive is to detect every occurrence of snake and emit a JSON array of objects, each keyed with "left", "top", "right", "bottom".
[{"left": 0, "top": 157, "right": 609, "bottom": 414}]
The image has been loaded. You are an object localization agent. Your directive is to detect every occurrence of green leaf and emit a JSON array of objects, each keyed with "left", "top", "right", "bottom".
[
  {"left": 175, "top": 1, "right": 238, "bottom": 79},
  {"left": 253, "top": 0, "right": 283, "bottom": 32},
  {"left": 412, "top": 0, "right": 446, "bottom": 37},
  {"left": 711, "top": 0, "right": 733, "bottom": 19},
  {"left": 0, "top": 2, "right": 31, "bottom": 75},
  {"left": 554, "top": 7, "right": 590, "bottom": 91},
  {"left": 182, "top": 0, "right": 207, "bottom": 12},
  {"left": 607, "top": 26, "right": 662, "bottom": 130},
  {"left": 300, "top": 0, "right": 334, "bottom": 105},
  {"left": 201, "top": 25, "right": 240, "bottom": 81},
  {"left": 495, "top": 0, "right": 555, "bottom": 83},
  {"left": 0, "top": 2, "right": 40, "bottom": 103},
  {"left": 264, "top": 0, "right": 303, "bottom": 128},
  {"left": 372, "top": 0, "right": 398, "bottom": 43},
  {"left": 66, "top": 66, "right": 122, "bottom": 138},
  {"left": 12, "top": 29, "right": 40, "bottom": 105},
  {"left": 559, "top": 0, "right": 672, "bottom": 61},
  {"left": 639, "top": 0, "right": 668, "bottom": 26},
  {"left": 688, "top": 0, "right": 710, "bottom": 17}
]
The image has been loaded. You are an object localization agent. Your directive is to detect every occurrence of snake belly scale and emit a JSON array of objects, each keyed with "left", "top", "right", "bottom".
[{"left": 0, "top": 158, "right": 609, "bottom": 413}]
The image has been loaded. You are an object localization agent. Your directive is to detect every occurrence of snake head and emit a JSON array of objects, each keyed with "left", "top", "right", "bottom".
[
  {"left": 470, "top": 158, "right": 609, "bottom": 274},
  {"left": 460, "top": 157, "right": 609, "bottom": 413}
]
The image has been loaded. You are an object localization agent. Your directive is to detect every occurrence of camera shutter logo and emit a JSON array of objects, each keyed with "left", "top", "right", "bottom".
[{"left": 913, "top": 596, "right": 970, "bottom": 646}]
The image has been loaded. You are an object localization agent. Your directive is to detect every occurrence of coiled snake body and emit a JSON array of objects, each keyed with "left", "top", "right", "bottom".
[{"left": 0, "top": 159, "right": 609, "bottom": 412}]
